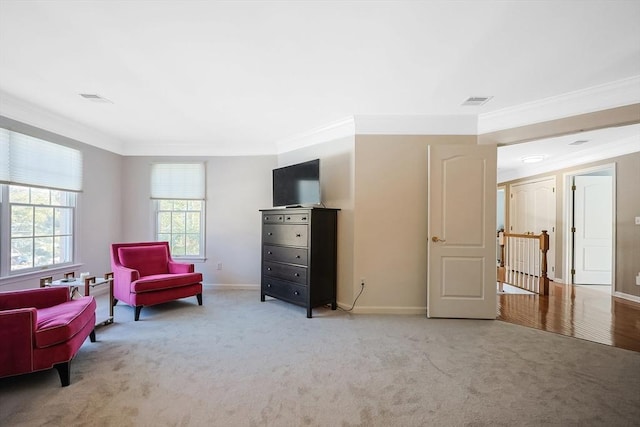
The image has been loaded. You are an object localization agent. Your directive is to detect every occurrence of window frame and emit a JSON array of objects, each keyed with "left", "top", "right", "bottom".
[{"left": 154, "top": 198, "right": 206, "bottom": 260}]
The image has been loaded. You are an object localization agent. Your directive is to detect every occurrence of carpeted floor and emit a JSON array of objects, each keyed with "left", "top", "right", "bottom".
[{"left": 1, "top": 287, "right": 639, "bottom": 426}]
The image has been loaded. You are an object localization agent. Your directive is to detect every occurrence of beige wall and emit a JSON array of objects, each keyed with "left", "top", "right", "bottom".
[
  {"left": 501, "top": 151, "right": 640, "bottom": 298},
  {"left": 353, "top": 135, "right": 477, "bottom": 313},
  {"left": 277, "top": 135, "right": 355, "bottom": 306}
]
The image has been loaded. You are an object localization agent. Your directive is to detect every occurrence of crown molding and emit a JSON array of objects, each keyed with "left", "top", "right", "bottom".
[
  {"left": 0, "top": 90, "right": 126, "bottom": 155},
  {"left": 479, "top": 76, "right": 640, "bottom": 134},
  {"left": 276, "top": 116, "right": 356, "bottom": 154}
]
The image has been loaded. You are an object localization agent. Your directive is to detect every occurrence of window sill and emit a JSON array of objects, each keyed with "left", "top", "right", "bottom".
[{"left": 0, "top": 263, "right": 83, "bottom": 288}]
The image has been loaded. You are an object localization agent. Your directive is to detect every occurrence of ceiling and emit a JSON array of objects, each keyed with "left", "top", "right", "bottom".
[{"left": 0, "top": 1, "right": 639, "bottom": 175}]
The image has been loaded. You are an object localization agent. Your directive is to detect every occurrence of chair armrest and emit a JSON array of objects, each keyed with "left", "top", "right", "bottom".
[
  {"left": 0, "top": 308, "right": 37, "bottom": 377},
  {"left": 112, "top": 265, "right": 140, "bottom": 284},
  {"left": 0, "top": 287, "right": 69, "bottom": 310},
  {"left": 168, "top": 261, "right": 194, "bottom": 274}
]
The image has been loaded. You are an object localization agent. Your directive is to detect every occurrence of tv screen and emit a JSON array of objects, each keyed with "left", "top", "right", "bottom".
[{"left": 272, "top": 159, "right": 321, "bottom": 207}]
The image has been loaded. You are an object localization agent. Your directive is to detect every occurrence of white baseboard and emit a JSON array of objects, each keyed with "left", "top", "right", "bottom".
[
  {"left": 613, "top": 291, "right": 640, "bottom": 304},
  {"left": 338, "top": 302, "right": 426, "bottom": 315},
  {"left": 205, "top": 283, "right": 260, "bottom": 290}
]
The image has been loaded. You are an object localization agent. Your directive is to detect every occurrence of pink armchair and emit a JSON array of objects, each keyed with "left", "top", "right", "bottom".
[
  {"left": 110, "top": 242, "right": 203, "bottom": 321},
  {"left": 0, "top": 287, "right": 96, "bottom": 387}
]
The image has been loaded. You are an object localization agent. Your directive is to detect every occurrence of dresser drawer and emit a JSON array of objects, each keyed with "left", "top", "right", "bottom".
[
  {"left": 263, "top": 261, "right": 307, "bottom": 285},
  {"left": 263, "top": 245, "right": 308, "bottom": 265},
  {"left": 263, "top": 213, "right": 285, "bottom": 224},
  {"left": 263, "top": 224, "right": 308, "bottom": 247},
  {"left": 262, "top": 278, "right": 307, "bottom": 305},
  {"left": 284, "top": 213, "right": 309, "bottom": 224}
]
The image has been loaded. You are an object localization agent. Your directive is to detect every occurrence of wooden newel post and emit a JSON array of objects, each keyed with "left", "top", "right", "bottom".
[
  {"left": 497, "top": 231, "right": 505, "bottom": 292},
  {"left": 539, "top": 230, "right": 550, "bottom": 295}
]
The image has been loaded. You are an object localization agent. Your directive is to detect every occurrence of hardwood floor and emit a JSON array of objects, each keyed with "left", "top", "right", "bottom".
[{"left": 498, "top": 281, "right": 640, "bottom": 352}]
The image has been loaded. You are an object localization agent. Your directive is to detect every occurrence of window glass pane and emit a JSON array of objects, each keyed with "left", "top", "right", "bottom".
[
  {"left": 34, "top": 237, "right": 53, "bottom": 267},
  {"left": 185, "top": 234, "right": 200, "bottom": 256},
  {"left": 157, "top": 233, "right": 171, "bottom": 243},
  {"left": 11, "top": 238, "right": 32, "bottom": 270},
  {"left": 173, "top": 200, "right": 187, "bottom": 211},
  {"left": 158, "top": 212, "right": 172, "bottom": 233},
  {"left": 34, "top": 207, "right": 54, "bottom": 236},
  {"left": 11, "top": 206, "right": 33, "bottom": 237},
  {"left": 51, "top": 190, "right": 63, "bottom": 206},
  {"left": 171, "top": 234, "right": 186, "bottom": 256},
  {"left": 186, "top": 212, "right": 200, "bottom": 233},
  {"left": 171, "top": 212, "right": 186, "bottom": 234},
  {"left": 54, "top": 235, "right": 73, "bottom": 264},
  {"left": 158, "top": 200, "right": 173, "bottom": 210},
  {"left": 9, "top": 185, "right": 29, "bottom": 203},
  {"left": 54, "top": 208, "right": 73, "bottom": 235},
  {"left": 187, "top": 200, "right": 202, "bottom": 211},
  {"left": 31, "top": 188, "right": 50, "bottom": 205}
]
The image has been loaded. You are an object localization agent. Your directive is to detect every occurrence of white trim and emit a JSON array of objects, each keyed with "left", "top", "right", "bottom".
[
  {"left": 206, "top": 283, "right": 260, "bottom": 290},
  {"left": 479, "top": 76, "right": 640, "bottom": 134},
  {"left": 276, "top": 116, "right": 355, "bottom": 154},
  {"left": 613, "top": 291, "right": 640, "bottom": 304},
  {"left": 339, "top": 302, "right": 426, "bottom": 315},
  {"left": 354, "top": 114, "right": 478, "bottom": 136},
  {"left": 0, "top": 91, "right": 126, "bottom": 155}
]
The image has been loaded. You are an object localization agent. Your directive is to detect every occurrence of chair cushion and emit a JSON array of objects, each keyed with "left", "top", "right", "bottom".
[
  {"left": 118, "top": 245, "right": 169, "bottom": 277},
  {"left": 131, "top": 272, "right": 203, "bottom": 293},
  {"left": 35, "top": 296, "right": 96, "bottom": 348}
]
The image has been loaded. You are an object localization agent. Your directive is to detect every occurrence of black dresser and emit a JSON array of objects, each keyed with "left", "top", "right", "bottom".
[{"left": 260, "top": 207, "right": 338, "bottom": 318}]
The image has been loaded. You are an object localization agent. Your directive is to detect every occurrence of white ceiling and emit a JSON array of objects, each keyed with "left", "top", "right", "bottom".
[{"left": 0, "top": 1, "right": 639, "bottom": 175}]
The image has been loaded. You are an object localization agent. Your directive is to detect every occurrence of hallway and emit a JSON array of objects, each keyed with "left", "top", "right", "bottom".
[{"left": 497, "top": 281, "right": 640, "bottom": 352}]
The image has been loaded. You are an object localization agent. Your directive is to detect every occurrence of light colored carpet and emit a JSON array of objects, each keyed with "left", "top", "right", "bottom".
[{"left": 1, "top": 287, "right": 639, "bottom": 426}]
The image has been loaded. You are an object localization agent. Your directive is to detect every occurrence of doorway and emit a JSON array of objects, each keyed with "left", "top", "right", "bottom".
[{"left": 563, "top": 164, "right": 615, "bottom": 290}]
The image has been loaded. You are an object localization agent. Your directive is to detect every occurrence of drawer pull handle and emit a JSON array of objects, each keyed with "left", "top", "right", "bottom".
[
  {"left": 296, "top": 233, "right": 301, "bottom": 237},
  {"left": 267, "top": 284, "right": 271, "bottom": 288},
  {"left": 294, "top": 291, "right": 299, "bottom": 296},
  {"left": 296, "top": 255, "right": 300, "bottom": 259},
  {"left": 268, "top": 232, "right": 273, "bottom": 236},
  {"left": 294, "top": 273, "right": 299, "bottom": 277},
  {"left": 278, "top": 217, "right": 283, "bottom": 220},
  {"left": 267, "top": 267, "right": 272, "bottom": 271},
  {"left": 302, "top": 217, "right": 307, "bottom": 220},
  {"left": 287, "top": 217, "right": 291, "bottom": 220},
  {"left": 267, "top": 251, "right": 272, "bottom": 255}
]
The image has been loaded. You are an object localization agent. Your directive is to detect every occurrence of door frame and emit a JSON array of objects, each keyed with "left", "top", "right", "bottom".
[{"left": 562, "top": 163, "right": 616, "bottom": 292}]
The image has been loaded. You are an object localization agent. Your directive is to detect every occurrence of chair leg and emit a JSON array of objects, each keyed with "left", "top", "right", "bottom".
[
  {"left": 54, "top": 362, "right": 71, "bottom": 387},
  {"left": 112, "top": 298, "right": 118, "bottom": 307},
  {"left": 90, "top": 330, "right": 96, "bottom": 342},
  {"left": 134, "top": 305, "right": 142, "bottom": 321},
  {"left": 196, "top": 293, "right": 203, "bottom": 306}
]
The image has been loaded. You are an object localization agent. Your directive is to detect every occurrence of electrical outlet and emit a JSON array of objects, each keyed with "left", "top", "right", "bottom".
[
  {"left": 636, "top": 273, "right": 640, "bottom": 286},
  {"left": 217, "top": 263, "right": 223, "bottom": 271},
  {"left": 635, "top": 216, "right": 640, "bottom": 225}
]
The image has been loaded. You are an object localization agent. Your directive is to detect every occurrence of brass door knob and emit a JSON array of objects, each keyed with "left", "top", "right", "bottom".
[{"left": 431, "top": 236, "right": 446, "bottom": 243}]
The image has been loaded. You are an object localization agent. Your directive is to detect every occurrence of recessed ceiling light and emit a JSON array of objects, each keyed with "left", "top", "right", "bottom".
[
  {"left": 79, "top": 93, "right": 113, "bottom": 103},
  {"left": 569, "top": 140, "right": 589, "bottom": 145},
  {"left": 462, "top": 96, "right": 493, "bottom": 106},
  {"left": 521, "top": 155, "right": 545, "bottom": 164}
]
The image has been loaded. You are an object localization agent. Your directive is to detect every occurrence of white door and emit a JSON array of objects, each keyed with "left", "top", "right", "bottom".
[
  {"left": 509, "top": 177, "right": 556, "bottom": 279},
  {"left": 574, "top": 175, "right": 613, "bottom": 285},
  {"left": 427, "top": 144, "right": 497, "bottom": 319}
]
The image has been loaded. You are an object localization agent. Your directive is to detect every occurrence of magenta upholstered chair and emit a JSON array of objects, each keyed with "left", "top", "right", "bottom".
[
  {"left": 110, "top": 242, "right": 203, "bottom": 321},
  {"left": 0, "top": 287, "right": 96, "bottom": 386}
]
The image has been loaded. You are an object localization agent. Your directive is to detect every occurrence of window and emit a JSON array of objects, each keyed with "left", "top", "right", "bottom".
[
  {"left": 8, "top": 185, "right": 76, "bottom": 272},
  {"left": 156, "top": 199, "right": 204, "bottom": 257},
  {"left": 151, "top": 163, "right": 206, "bottom": 258},
  {"left": 0, "top": 128, "right": 82, "bottom": 277}
]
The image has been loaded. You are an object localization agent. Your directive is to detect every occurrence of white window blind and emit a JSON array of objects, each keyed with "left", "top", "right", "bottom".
[
  {"left": 150, "top": 163, "right": 205, "bottom": 200},
  {"left": 0, "top": 128, "right": 83, "bottom": 192}
]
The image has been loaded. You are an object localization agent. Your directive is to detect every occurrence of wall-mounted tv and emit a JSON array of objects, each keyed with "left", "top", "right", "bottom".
[{"left": 272, "top": 159, "right": 321, "bottom": 207}]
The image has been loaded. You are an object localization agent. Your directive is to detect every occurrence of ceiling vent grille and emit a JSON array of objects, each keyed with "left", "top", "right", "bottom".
[
  {"left": 79, "top": 93, "right": 113, "bottom": 103},
  {"left": 462, "top": 96, "right": 492, "bottom": 106}
]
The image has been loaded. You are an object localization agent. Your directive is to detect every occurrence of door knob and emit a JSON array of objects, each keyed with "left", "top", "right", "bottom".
[{"left": 431, "top": 236, "right": 446, "bottom": 243}]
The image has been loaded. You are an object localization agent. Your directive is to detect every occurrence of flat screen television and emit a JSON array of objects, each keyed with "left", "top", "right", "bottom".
[{"left": 272, "top": 159, "right": 321, "bottom": 207}]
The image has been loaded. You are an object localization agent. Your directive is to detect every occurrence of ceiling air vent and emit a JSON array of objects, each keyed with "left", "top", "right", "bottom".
[
  {"left": 79, "top": 93, "right": 113, "bottom": 103},
  {"left": 462, "top": 96, "right": 493, "bottom": 106}
]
